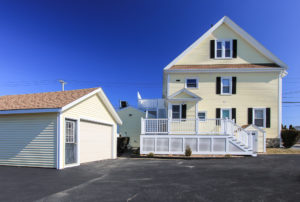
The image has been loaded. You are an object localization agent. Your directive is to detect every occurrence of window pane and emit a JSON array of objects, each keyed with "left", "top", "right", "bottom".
[
  {"left": 217, "top": 42, "right": 222, "bottom": 49},
  {"left": 225, "top": 41, "right": 230, "bottom": 49},
  {"left": 198, "top": 112, "right": 206, "bottom": 120},
  {"left": 255, "top": 110, "right": 263, "bottom": 119},
  {"left": 186, "top": 79, "right": 197, "bottom": 88},
  {"left": 225, "top": 49, "right": 231, "bottom": 57},
  {"left": 255, "top": 119, "right": 264, "bottom": 127},
  {"left": 222, "top": 110, "right": 230, "bottom": 118},
  {"left": 172, "top": 105, "right": 180, "bottom": 112},
  {"left": 172, "top": 105, "right": 180, "bottom": 119},
  {"left": 223, "top": 86, "right": 230, "bottom": 93},
  {"left": 217, "top": 50, "right": 222, "bottom": 57},
  {"left": 222, "top": 79, "right": 230, "bottom": 86}
]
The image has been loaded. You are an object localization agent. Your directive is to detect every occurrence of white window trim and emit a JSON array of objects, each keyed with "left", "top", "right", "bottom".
[
  {"left": 197, "top": 111, "right": 207, "bottom": 122},
  {"left": 221, "top": 77, "right": 232, "bottom": 95},
  {"left": 172, "top": 104, "right": 181, "bottom": 120},
  {"left": 253, "top": 108, "right": 266, "bottom": 128},
  {"left": 221, "top": 108, "right": 232, "bottom": 119},
  {"left": 185, "top": 77, "right": 198, "bottom": 89},
  {"left": 64, "top": 117, "right": 80, "bottom": 168},
  {"left": 215, "top": 39, "right": 233, "bottom": 59},
  {"left": 171, "top": 104, "right": 187, "bottom": 121}
]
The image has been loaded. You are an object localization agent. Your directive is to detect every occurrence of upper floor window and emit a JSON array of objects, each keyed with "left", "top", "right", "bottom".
[
  {"left": 185, "top": 78, "right": 198, "bottom": 88},
  {"left": 215, "top": 40, "right": 232, "bottom": 59},
  {"left": 221, "top": 77, "right": 232, "bottom": 94}
]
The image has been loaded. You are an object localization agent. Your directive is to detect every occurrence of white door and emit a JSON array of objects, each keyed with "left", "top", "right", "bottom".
[
  {"left": 80, "top": 121, "right": 113, "bottom": 163},
  {"left": 221, "top": 109, "right": 232, "bottom": 134},
  {"left": 65, "top": 120, "right": 78, "bottom": 165}
]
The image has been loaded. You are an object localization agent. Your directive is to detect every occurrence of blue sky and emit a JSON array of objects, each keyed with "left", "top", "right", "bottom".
[{"left": 0, "top": 0, "right": 299, "bottom": 125}]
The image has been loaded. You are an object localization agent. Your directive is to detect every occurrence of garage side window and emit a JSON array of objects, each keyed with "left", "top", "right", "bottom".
[{"left": 66, "top": 120, "right": 76, "bottom": 143}]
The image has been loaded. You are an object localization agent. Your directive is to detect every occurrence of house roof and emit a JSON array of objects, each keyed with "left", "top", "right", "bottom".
[
  {"left": 170, "top": 63, "right": 280, "bottom": 70},
  {"left": 164, "top": 16, "right": 288, "bottom": 70},
  {"left": 0, "top": 88, "right": 98, "bottom": 111},
  {"left": 0, "top": 87, "right": 123, "bottom": 125}
]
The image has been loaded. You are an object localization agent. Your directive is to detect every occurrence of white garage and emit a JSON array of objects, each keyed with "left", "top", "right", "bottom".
[{"left": 0, "top": 87, "right": 122, "bottom": 169}]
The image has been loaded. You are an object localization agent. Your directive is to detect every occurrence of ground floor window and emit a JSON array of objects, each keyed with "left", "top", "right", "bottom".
[
  {"left": 253, "top": 108, "right": 265, "bottom": 127},
  {"left": 221, "top": 108, "right": 231, "bottom": 119},
  {"left": 172, "top": 104, "right": 187, "bottom": 119},
  {"left": 198, "top": 111, "right": 206, "bottom": 121}
]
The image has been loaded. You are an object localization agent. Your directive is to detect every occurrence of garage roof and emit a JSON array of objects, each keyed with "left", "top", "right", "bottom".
[{"left": 0, "top": 87, "right": 122, "bottom": 125}]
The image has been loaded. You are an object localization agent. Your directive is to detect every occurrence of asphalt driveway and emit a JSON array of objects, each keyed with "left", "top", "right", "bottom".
[{"left": 1, "top": 155, "right": 300, "bottom": 202}]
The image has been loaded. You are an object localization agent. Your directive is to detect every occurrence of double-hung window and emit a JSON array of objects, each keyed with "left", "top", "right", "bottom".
[
  {"left": 172, "top": 105, "right": 180, "bottom": 119},
  {"left": 186, "top": 78, "right": 198, "bottom": 88},
  {"left": 215, "top": 40, "right": 232, "bottom": 59},
  {"left": 172, "top": 104, "right": 187, "bottom": 120},
  {"left": 253, "top": 108, "right": 265, "bottom": 128},
  {"left": 221, "top": 77, "right": 232, "bottom": 94}
]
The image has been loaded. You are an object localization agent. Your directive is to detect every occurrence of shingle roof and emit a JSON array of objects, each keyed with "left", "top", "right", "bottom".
[
  {"left": 0, "top": 87, "right": 98, "bottom": 111},
  {"left": 169, "top": 63, "right": 280, "bottom": 70}
]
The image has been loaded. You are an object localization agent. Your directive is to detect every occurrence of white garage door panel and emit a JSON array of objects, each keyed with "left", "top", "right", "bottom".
[
  {"left": 80, "top": 121, "right": 112, "bottom": 163},
  {"left": 0, "top": 114, "right": 57, "bottom": 168}
]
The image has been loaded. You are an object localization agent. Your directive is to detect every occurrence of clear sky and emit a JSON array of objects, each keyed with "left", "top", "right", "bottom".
[{"left": 0, "top": 0, "right": 299, "bottom": 126}]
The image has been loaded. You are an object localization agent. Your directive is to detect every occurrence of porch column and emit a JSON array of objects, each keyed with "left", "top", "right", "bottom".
[
  {"left": 168, "top": 102, "right": 171, "bottom": 134},
  {"left": 195, "top": 102, "right": 199, "bottom": 135}
]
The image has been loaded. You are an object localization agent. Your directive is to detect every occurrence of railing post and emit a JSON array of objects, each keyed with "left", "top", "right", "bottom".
[
  {"left": 195, "top": 118, "right": 199, "bottom": 135},
  {"left": 224, "top": 118, "right": 228, "bottom": 135}
]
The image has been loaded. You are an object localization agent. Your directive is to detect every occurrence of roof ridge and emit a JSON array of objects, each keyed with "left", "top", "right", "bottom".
[{"left": 0, "top": 87, "right": 100, "bottom": 97}]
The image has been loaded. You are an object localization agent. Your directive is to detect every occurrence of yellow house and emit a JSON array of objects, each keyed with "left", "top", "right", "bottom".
[
  {"left": 139, "top": 16, "right": 287, "bottom": 156},
  {"left": 0, "top": 87, "right": 122, "bottom": 169}
]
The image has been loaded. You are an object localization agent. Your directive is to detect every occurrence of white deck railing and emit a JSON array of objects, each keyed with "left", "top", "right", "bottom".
[
  {"left": 140, "top": 118, "right": 257, "bottom": 156},
  {"left": 141, "top": 118, "right": 233, "bottom": 135},
  {"left": 138, "top": 99, "right": 165, "bottom": 110}
]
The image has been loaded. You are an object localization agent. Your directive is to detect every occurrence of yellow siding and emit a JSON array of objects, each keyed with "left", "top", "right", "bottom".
[
  {"left": 117, "top": 107, "right": 146, "bottom": 148},
  {"left": 0, "top": 113, "right": 57, "bottom": 168},
  {"left": 61, "top": 94, "right": 117, "bottom": 167},
  {"left": 176, "top": 24, "right": 272, "bottom": 65},
  {"left": 168, "top": 72, "right": 279, "bottom": 138}
]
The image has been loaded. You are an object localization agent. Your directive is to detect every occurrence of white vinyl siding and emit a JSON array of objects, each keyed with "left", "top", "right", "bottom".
[{"left": 0, "top": 113, "right": 57, "bottom": 168}]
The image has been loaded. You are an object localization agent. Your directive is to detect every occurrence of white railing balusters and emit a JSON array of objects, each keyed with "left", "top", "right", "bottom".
[{"left": 142, "top": 118, "right": 233, "bottom": 135}]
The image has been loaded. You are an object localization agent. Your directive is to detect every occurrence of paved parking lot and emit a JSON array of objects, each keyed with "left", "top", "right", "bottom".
[{"left": 1, "top": 155, "right": 300, "bottom": 202}]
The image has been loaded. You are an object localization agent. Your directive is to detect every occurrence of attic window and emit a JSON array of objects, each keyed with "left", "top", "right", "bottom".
[{"left": 215, "top": 40, "right": 232, "bottom": 59}]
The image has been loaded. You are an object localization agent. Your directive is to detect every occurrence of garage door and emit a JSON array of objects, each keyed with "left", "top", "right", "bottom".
[
  {"left": 0, "top": 113, "right": 57, "bottom": 168},
  {"left": 80, "top": 120, "right": 113, "bottom": 163}
]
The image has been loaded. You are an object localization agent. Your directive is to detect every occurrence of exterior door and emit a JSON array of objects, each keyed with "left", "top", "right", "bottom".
[
  {"left": 221, "top": 109, "right": 231, "bottom": 134},
  {"left": 65, "top": 120, "right": 77, "bottom": 165}
]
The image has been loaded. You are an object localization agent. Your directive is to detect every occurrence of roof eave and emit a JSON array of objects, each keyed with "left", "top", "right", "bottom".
[{"left": 0, "top": 108, "right": 61, "bottom": 115}]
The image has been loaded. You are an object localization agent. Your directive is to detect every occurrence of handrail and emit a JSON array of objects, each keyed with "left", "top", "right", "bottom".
[{"left": 228, "top": 119, "right": 252, "bottom": 149}]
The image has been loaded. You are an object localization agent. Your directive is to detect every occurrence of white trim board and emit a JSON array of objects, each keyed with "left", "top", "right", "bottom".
[
  {"left": 165, "top": 68, "right": 285, "bottom": 74},
  {"left": 168, "top": 88, "right": 201, "bottom": 99},
  {"left": 0, "top": 108, "right": 60, "bottom": 114},
  {"left": 60, "top": 88, "right": 122, "bottom": 125},
  {"left": 163, "top": 16, "right": 288, "bottom": 70}
]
